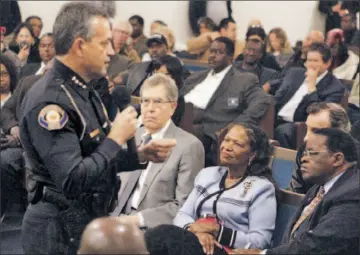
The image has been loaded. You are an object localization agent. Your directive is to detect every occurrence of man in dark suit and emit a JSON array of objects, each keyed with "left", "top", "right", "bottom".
[
  {"left": 233, "top": 38, "right": 280, "bottom": 94},
  {"left": 120, "top": 34, "right": 169, "bottom": 96},
  {"left": 20, "top": 33, "right": 55, "bottom": 78},
  {"left": 232, "top": 128, "right": 360, "bottom": 255},
  {"left": 274, "top": 42, "right": 345, "bottom": 149},
  {"left": 290, "top": 102, "right": 360, "bottom": 194},
  {"left": 182, "top": 37, "right": 270, "bottom": 166}
]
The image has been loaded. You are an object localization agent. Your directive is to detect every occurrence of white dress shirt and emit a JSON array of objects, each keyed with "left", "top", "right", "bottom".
[
  {"left": 184, "top": 65, "right": 232, "bottom": 109},
  {"left": 131, "top": 119, "right": 172, "bottom": 209},
  {"left": 278, "top": 71, "right": 328, "bottom": 122},
  {"left": 35, "top": 62, "right": 46, "bottom": 75},
  {"left": 261, "top": 169, "right": 346, "bottom": 254},
  {"left": 1, "top": 93, "right": 11, "bottom": 109}
]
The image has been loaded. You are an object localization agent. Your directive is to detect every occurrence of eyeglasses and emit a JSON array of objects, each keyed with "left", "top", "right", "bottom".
[
  {"left": 302, "top": 150, "right": 328, "bottom": 157},
  {"left": 140, "top": 98, "right": 174, "bottom": 107}
]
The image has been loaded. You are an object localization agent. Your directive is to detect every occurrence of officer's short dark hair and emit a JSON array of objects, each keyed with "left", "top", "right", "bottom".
[
  {"left": 308, "top": 42, "right": 332, "bottom": 63},
  {"left": 312, "top": 128, "right": 358, "bottom": 163},
  {"left": 129, "top": 15, "right": 144, "bottom": 26},
  {"left": 53, "top": 2, "right": 109, "bottom": 55},
  {"left": 214, "top": 36, "right": 235, "bottom": 57},
  {"left": 219, "top": 18, "right": 235, "bottom": 30}
]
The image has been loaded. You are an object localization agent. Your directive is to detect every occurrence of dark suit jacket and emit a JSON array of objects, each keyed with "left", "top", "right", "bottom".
[
  {"left": 181, "top": 67, "right": 270, "bottom": 139},
  {"left": 233, "top": 61, "right": 280, "bottom": 86},
  {"left": 107, "top": 54, "right": 133, "bottom": 80},
  {"left": 318, "top": 1, "right": 360, "bottom": 34},
  {"left": 1, "top": 74, "right": 42, "bottom": 134},
  {"left": 21, "top": 62, "right": 41, "bottom": 78},
  {"left": 275, "top": 68, "right": 345, "bottom": 122},
  {"left": 123, "top": 61, "right": 152, "bottom": 96},
  {"left": 268, "top": 167, "right": 360, "bottom": 255}
]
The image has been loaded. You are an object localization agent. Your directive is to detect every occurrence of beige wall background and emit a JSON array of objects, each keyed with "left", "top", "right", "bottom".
[{"left": 18, "top": 1, "right": 326, "bottom": 45}]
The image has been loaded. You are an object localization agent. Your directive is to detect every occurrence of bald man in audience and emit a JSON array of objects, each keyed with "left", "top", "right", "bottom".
[
  {"left": 283, "top": 30, "right": 325, "bottom": 72},
  {"left": 78, "top": 217, "right": 149, "bottom": 254}
]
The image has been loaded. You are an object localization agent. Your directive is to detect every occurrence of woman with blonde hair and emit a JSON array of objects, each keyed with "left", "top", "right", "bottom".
[{"left": 268, "top": 27, "right": 293, "bottom": 68}]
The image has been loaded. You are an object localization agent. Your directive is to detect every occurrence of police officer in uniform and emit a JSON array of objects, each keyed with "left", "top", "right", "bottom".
[{"left": 19, "top": 2, "right": 176, "bottom": 254}]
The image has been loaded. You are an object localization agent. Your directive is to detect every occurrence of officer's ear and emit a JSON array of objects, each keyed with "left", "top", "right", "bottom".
[{"left": 72, "top": 37, "right": 86, "bottom": 58}]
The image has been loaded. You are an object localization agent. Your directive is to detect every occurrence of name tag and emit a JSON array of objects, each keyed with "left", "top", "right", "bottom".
[{"left": 227, "top": 98, "right": 239, "bottom": 108}]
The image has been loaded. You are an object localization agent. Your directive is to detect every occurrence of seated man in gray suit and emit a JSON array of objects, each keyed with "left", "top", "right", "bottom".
[
  {"left": 182, "top": 37, "right": 270, "bottom": 166},
  {"left": 112, "top": 73, "right": 205, "bottom": 228}
]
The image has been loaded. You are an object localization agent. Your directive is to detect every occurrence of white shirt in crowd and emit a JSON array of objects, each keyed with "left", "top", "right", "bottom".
[
  {"left": 184, "top": 65, "right": 232, "bottom": 109},
  {"left": 1, "top": 93, "right": 11, "bottom": 109},
  {"left": 35, "top": 62, "right": 47, "bottom": 75},
  {"left": 131, "top": 119, "right": 172, "bottom": 209},
  {"left": 278, "top": 71, "right": 328, "bottom": 122}
]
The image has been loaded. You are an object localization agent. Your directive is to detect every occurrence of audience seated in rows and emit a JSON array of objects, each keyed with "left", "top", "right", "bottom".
[
  {"left": 289, "top": 102, "right": 359, "bottom": 194},
  {"left": 0, "top": 54, "right": 21, "bottom": 221},
  {"left": 326, "top": 28, "right": 359, "bottom": 80},
  {"left": 20, "top": 33, "right": 55, "bottom": 78},
  {"left": 182, "top": 37, "right": 270, "bottom": 166},
  {"left": 129, "top": 15, "right": 148, "bottom": 58},
  {"left": 233, "top": 38, "right": 279, "bottom": 93},
  {"left": 111, "top": 73, "right": 204, "bottom": 228},
  {"left": 341, "top": 13, "right": 359, "bottom": 45},
  {"left": 174, "top": 124, "right": 277, "bottom": 252},
  {"left": 268, "top": 27, "right": 294, "bottom": 68},
  {"left": 235, "top": 26, "right": 281, "bottom": 71},
  {"left": 112, "top": 21, "right": 141, "bottom": 63},
  {"left": 233, "top": 128, "right": 360, "bottom": 254},
  {"left": 142, "top": 26, "right": 177, "bottom": 62},
  {"left": 275, "top": 42, "right": 345, "bottom": 149},
  {"left": 8, "top": 23, "right": 41, "bottom": 66},
  {"left": 186, "top": 18, "right": 244, "bottom": 63}
]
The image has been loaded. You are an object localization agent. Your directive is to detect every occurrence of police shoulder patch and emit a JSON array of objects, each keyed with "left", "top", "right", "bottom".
[{"left": 38, "top": 104, "right": 68, "bottom": 131}]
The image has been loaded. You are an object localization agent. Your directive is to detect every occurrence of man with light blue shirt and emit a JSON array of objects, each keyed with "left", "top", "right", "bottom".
[
  {"left": 112, "top": 73, "right": 205, "bottom": 228},
  {"left": 231, "top": 128, "right": 360, "bottom": 255}
]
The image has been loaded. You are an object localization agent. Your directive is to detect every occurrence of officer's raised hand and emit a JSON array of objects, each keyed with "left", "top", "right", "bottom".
[{"left": 108, "top": 106, "right": 138, "bottom": 145}]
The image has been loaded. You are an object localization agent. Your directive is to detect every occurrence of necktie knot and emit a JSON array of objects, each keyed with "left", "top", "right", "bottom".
[{"left": 142, "top": 134, "right": 152, "bottom": 145}]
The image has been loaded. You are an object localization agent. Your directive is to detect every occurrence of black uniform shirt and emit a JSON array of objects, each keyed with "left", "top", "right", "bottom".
[{"left": 19, "top": 59, "right": 141, "bottom": 199}]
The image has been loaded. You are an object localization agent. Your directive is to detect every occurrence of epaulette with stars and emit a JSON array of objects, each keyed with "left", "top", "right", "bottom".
[{"left": 71, "top": 76, "right": 87, "bottom": 89}]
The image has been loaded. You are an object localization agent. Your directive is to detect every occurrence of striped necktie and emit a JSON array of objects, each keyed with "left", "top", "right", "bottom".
[{"left": 290, "top": 186, "right": 325, "bottom": 237}]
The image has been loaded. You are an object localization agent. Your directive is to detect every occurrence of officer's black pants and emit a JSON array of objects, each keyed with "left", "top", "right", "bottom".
[
  {"left": 0, "top": 147, "right": 25, "bottom": 216},
  {"left": 22, "top": 202, "right": 74, "bottom": 255}
]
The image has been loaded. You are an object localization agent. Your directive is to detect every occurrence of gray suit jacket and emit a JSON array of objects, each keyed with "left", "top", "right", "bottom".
[
  {"left": 115, "top": 121, "right": 205, "bottom": 228},
  {"left": 181, "top": 67, "right": 271, "bottom": 139}
]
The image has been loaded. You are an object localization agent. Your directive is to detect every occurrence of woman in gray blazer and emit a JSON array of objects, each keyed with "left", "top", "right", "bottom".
[{"left": 173, "top": 123, "right": 277, "bottom": 254}]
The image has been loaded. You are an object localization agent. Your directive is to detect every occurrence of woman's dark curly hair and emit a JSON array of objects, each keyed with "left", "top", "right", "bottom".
[
  {"left": 219, "top": 123, "right": 277, "bottom": 187},
  {"left": 9, "top": 22, "right": 36, "bottom": 46},
  {"left": 153, "top": 55, "right": 184, "bottom": 89},
  {"left": 0, "top": 54, "right": 18, "bottom": 92}
]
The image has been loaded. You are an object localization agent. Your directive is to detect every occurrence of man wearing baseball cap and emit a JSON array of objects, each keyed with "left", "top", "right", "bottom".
[{"left": 146, "top": 33, "right": 168, "bottom": 61}]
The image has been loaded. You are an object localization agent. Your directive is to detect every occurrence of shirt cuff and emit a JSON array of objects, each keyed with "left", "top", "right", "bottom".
[{"left": 137, "top": 212, "right": 146, "bottom": 227}]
